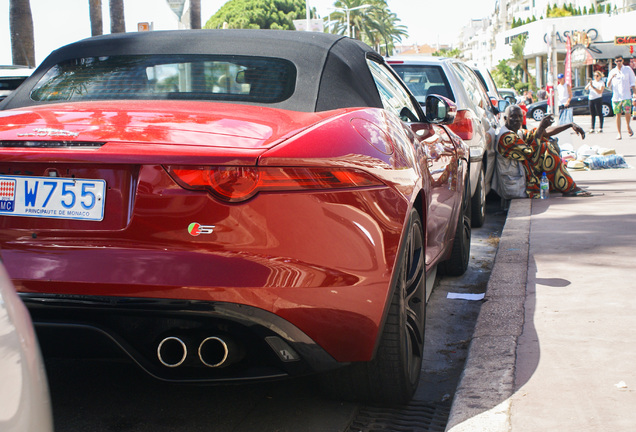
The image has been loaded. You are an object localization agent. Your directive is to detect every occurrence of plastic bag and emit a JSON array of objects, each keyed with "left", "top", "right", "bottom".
[
  {"left": 577, "top": 144, "right": 596, "bottom": 160},
  {"left": 584, "top": 154, "right": 629, "bottom": 170},
  {"left": 559, "top": 107, "right": 573, "bottom": 125}
]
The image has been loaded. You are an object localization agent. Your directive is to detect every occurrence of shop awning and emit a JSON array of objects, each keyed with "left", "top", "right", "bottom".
[{"left": 571, "top": 42, "right": 635, "bottom": 66}]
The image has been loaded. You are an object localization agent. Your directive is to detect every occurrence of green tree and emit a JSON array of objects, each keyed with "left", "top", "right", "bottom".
[
  {"left": 491, "top": 60, "right": 517, "bottom": 89},
  {"left": 547, "top": 6, "right": 572, "bottom": 17},
  {"left": 9, "top": 0, "right": 35, "bottom": 66},
  {"left": 510, "top": 33, "right": 535, "bottom": 91},
  {"left": 433, "top": 47, "right": 462, "bottom": 58},
  {"left": 205, "top": 0, "right": 306, "bottom": 30}
]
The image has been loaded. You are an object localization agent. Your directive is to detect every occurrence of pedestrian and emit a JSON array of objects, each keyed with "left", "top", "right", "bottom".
[
  {"left": 556, "top": 73, "right": 573, "bottom": 125},
  {"left": 497, "top": 105, "right": 591, "bottom": 198},
  {"left": 524, "top": 90, "right": 534, "bottom": 104},
  {"left": 606, "top": 55, "right": 636, "bottom": 140},
  {"left": 585, "top": 71, "right": 605, "bottom": 133},
  {"left": 537, "top": 86, "right": 547, "bottom": 101}
]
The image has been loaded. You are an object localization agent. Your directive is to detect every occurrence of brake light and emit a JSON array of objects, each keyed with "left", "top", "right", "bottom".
[
  {"left": 167, "top": 166, "right": 384, "bottom": 202},
  {"left": 448, "top": 109, "right": 474, "bottom": 141}
]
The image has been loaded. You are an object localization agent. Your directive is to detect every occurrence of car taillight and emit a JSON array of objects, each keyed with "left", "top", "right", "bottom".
[
  {"left": 448, "top": 109, "right": 474, "bottom": 141},
  {"left": 166, "top": 166, "right": 384, "bottom": 202}
]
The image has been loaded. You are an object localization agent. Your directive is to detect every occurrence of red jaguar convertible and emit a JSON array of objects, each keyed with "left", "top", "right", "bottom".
[{"left": 0, "top": 29, "right": 470, "bottom": 404}]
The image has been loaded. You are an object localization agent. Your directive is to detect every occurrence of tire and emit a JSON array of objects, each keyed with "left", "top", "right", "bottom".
[
  {"left": 321, "top": 208, "right": 426, "bottom": 405},
  {"left": 531, "top": 107, "right": 546, "bottom": 121},
  {"left": 601, "top": 103, "right": 612, "bottom": 117},
  {"left": 438, "top": 177, "right": 471, "bottom": 276},
  {"left": 470, "top": 169, "right": 486, "bottom": 228}
]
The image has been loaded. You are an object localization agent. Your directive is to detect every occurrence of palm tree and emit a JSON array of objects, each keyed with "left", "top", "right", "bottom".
[
  {"left": 327, "top": 0, "right": 406, "bottom": 55},
  {"left": 190, "top": 0, "right": 201, "bottom": 29},
  {"left": 365, "top": 6, "right": 407, "bottom": 56},
  {"left": 511, "top": 34, "right": 535, "bottom": 90},
  {"left": 9, "top": 0, "right": 35, "bottom": 67},
  {"left": 109, "top": 0, "right": 125, "bottom": 33},
  {"left": 89, "top": 0, "right": 103, "bottom": 36},
  {"left": 329, "top": 0, "right": 375, "bottom": 39}
]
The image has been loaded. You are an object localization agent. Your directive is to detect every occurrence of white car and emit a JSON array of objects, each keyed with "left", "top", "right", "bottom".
[
  {"left": 0, "top": 65, "right": 34, "bottom": 102},
  {"left": 0, "top": 263, "right": 53, "bottom": 432},
  {"left": 387, "top": 56, "right": 507, "bottom": 227}
]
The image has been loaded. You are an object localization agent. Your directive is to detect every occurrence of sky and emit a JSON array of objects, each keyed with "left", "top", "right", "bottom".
[{"left": 0, "top": 0, "right": 495, "bottom": 66}]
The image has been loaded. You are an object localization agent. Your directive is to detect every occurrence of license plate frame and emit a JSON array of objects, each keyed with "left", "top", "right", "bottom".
[{"left": 0, "top": 175, "right": 106, "bottom": 221}]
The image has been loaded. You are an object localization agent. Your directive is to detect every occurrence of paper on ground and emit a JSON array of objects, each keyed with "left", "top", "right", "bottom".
[{"left": 447, "top": 292, "right": 485, "bottom": 300}]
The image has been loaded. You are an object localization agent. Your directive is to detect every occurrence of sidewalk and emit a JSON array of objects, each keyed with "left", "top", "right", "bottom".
[{"left": 446, "top": 115, "right": 636, "bottom": 431}]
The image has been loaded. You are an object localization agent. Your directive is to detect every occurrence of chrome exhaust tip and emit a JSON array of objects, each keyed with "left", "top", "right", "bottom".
[
  {"left": 157, "top": 336, "right": 187, "bottom": 367},
  {"left": 198, "top": 336, "right": 230, "bottom": 368}
]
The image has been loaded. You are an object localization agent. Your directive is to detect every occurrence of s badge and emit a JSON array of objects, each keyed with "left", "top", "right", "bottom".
[{"left": 188, "top": 222, "right": 215, "bottom": 236}]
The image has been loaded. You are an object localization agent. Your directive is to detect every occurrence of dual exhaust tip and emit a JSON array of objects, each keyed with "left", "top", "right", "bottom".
[{"left": 157, "top": 336, "right": 238, "bottom": 368}]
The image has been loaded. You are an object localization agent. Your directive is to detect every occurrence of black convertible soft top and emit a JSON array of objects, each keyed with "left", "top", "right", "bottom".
[{"left": 1, "top": 29, "right": 385, "bottom": 113}]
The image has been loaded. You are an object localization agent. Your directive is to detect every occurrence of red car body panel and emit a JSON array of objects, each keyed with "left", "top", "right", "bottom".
[{"left": 0, "top": 101, "right": 461, "bottom": 362}]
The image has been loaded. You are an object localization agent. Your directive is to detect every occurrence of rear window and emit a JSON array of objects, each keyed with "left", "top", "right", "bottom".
[
  {"left": 30, "top": 55, "right": 296, "bottom": 103},
  {"left": 389, "top": 64, "right": 454, "bottom": 103}
]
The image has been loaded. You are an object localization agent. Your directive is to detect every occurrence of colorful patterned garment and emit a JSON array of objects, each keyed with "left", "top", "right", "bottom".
[{"left": 497, "top": 127, "right": 577, "bottom": 198}]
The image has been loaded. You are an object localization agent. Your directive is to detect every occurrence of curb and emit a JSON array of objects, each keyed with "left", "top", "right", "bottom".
[{"left": 445, "top": 198, "right": 532, "bottom": 432}]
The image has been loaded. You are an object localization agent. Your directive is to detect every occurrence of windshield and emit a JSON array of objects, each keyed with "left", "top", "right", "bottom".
[{"left": 30, "top": 54, "right": 296, "bottom": 104}]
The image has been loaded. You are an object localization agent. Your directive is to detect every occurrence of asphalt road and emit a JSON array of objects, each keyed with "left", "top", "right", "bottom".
[{"left": 44, "top": 197, "right": 506, "bottom": 432}]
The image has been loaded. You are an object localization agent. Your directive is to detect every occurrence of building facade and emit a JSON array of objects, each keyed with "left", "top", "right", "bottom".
[{"left": 460, "top": 0, "right": 636, "bottom": 88}]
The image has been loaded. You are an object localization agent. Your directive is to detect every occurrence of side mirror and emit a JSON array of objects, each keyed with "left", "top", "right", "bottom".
[
  {"left": 424, "top": 94, "right": 457, "bottom": 125},
  {"left": 497, "top": 99, "right": 510, "bottom": 114}
]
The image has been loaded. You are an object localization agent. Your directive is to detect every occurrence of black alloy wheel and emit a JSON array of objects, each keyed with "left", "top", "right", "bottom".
[
  {"left": 531, "top": 107, "right": 546, "bottom": 121},
  {"left": 321, "top": 208, "right": 426, "bottom": 405}
]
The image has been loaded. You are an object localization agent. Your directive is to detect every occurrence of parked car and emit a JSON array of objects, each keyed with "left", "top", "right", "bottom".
[
  {"left": 469, "top": 63, "right": 503, "bottom": 105},
  {"left": 526, "top": 86, "right": 614, "bottom": 121},
  {"left": 499, "top": 88, "right": 520, "bottom": 105},
  {"left": 0, "top": 65, "right": 34, "bottom": 102},
  {"left": 0, "top": 29, "right": 472, "bottom": 404},
  {"left": 0, "top": 262, "right": 53, "bottom": 432},
  {"left": 387, "top": 56, "right": 507, "bottom": 227}
]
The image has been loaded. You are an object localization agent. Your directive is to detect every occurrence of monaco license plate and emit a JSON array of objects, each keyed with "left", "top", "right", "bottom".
[{"left": 0, "top": 175, "right": 106, "bottom": 221}]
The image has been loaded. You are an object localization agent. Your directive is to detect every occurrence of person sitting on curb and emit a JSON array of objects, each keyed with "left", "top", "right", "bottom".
[{"left": 498, "top": 105, "right": 592, "bottom": 198}]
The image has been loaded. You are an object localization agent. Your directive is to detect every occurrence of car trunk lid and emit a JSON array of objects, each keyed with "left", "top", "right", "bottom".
[{"left": 0, "top": 101, "right": 334, "bottom": 232}]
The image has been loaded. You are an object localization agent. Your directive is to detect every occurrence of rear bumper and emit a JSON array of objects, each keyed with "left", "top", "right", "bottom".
[{"left": 21, "top": 293, "right": 341, "bottom": 383}]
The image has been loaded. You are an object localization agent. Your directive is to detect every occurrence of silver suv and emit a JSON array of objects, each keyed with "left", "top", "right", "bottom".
[{"left": 387, "top": 56, "right": 505, "bottom": 227}]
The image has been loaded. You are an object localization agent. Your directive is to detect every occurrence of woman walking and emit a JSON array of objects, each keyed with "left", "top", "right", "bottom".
[{"left": 585, "top": 71, "right": 605, "bottom": 133}]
